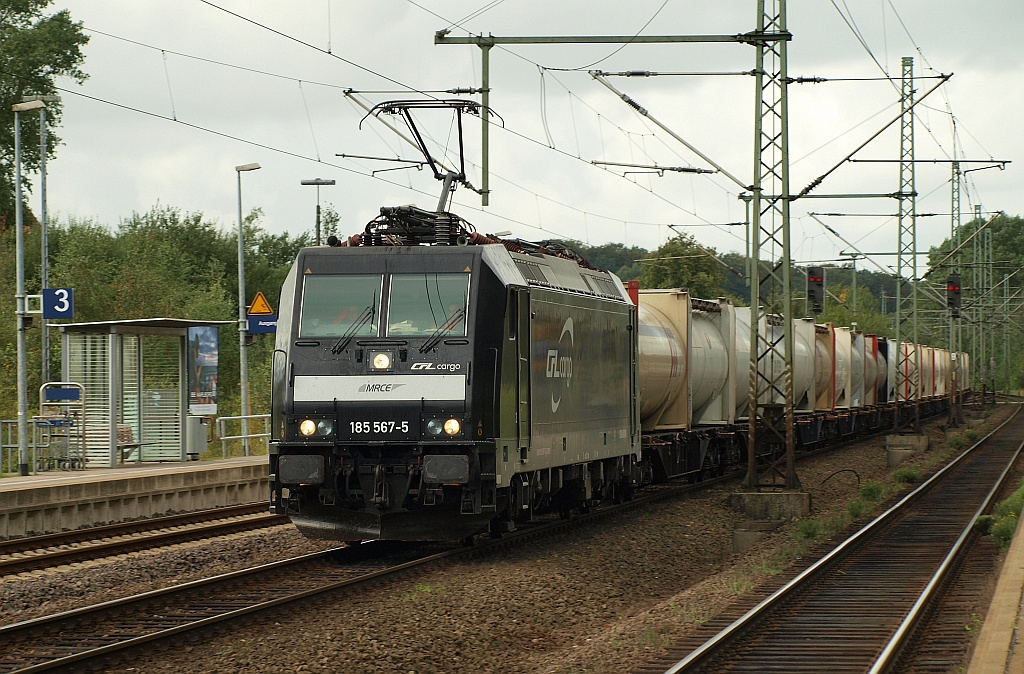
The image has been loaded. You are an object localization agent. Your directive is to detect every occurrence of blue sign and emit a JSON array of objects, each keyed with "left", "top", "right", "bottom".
[
  {"left": 42, "top": 288, "right": 74, "bottom": 319},
  {"left": 248, "top": 314, "right": 278, "bottom": 334}
]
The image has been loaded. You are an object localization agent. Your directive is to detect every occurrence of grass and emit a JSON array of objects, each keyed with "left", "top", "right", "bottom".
[
  {"left": 983, "top": 480, "right": 1024, "bottom": 550},
  {"left": 859, "top": 481, "right": 884, "bottom": 502},
  {"left": 796, "top": 518, "right": 821, "bottom": 540},
  {"left": 729, "top": 576, "right": 755, "bottom": 595},
  {"left": 638, "top": 627, "right": 674, "bottom": 648},
  {"left": 399, "top": 582, "right": 448, "bottom": 602},
  {"left": 893, "top": 466, "right": 920, "bottom": 484}
]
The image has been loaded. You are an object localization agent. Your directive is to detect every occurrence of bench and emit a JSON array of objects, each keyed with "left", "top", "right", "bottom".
[{"left": 116, "top": 424, "right": 155, "bottom": 462}]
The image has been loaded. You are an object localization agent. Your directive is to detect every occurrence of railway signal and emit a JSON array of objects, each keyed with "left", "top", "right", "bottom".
[
  {"left": 807, "top": 266, "right": 825, "bottom": 314},
  {"left": 946, "top": 275, "right": 961, "bottom": 317}
]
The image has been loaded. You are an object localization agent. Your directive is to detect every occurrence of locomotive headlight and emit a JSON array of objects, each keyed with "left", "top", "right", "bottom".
[
  {"left": 298, "top": 419, "right": 317, "bottom": 436},
  {"left": 443, "top": 418, "right": 461, "bottom": 436},
  {"left": 426, "top": 418, "right": 445, "bottom": 436},
  {"left": 316, "top": 419, "right": 334, "bottom": 436},
  {"left": 372, "top": 352, "right": 391, "bottom": 370}
]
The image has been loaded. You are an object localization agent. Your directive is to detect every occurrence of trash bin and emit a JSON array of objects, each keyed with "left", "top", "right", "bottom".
[{"left": 185, "top": 416, "right": 208, "bottom": 460}]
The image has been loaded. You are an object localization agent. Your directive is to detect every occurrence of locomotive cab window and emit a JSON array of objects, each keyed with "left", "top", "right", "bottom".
[
  {"left": 298, "top": 274, "right": 383, "bottom": 338},
  {"left": 387, "top": 273, "right": 469, "bottom": 337}
]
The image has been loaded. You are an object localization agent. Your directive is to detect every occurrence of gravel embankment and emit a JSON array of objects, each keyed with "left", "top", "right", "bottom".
[{"left": 0, "top": 407, "right": 1010, "bottom": 673}]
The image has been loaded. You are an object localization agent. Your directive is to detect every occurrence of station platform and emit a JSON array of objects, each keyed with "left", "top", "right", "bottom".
[
  {"left": 968, "top": 510, "right": 1024, "bottom": 674},
  {"left": 0, "top": 455, "right": 269, "bottom": 539}
]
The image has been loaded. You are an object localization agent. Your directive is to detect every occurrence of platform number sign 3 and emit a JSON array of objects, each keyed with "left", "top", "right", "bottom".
[{"left": 43, "top": 288, "right": 74, "bottom": 319}]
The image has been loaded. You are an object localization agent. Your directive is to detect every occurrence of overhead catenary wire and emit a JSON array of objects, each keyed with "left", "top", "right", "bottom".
[
  {"left": 69, "top": 23, "right": 711, "bottom": 246},
  {"left": 57, "top": 3, "right": 1011, "bottom": 267},
  {"left": 90, "top": 14, "right": 737, "bottom": 241}
]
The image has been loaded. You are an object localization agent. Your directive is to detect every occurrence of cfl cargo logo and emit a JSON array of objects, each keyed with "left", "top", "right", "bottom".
[
  {"left": 546, "top": 317, "right": 574, "bottom": 413},
  {"left": 410, "top": 363, "right": 462, "bottom": 371}
]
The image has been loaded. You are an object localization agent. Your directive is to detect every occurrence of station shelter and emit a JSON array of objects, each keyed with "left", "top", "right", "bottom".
[{"left": 56, "top": 318, "right": 232, "bottom": 468}]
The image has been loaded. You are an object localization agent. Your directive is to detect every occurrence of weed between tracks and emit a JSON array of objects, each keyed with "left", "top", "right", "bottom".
[
  {"left": 397, "top": 582, "right": 449, "bottom": 602},
  {"left": 779, "top": 422, "right": 984, "bottom": 568}
]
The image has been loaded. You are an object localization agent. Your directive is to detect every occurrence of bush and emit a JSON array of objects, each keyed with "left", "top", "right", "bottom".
[
  {"left": 860, "top": 482, "right": 884, "bottom": 502},
  {"left": 893, "top": 467, "right": 920, "bottom": 484},
  {"left": 991, "top": 512, "right": 1020, "bottom": 550},
  {"left": 948, "top": 435, "right": 967, "bottom": 451},
  {"left": 796, "top": 519, "right": 821, "bottom": 540},
  {"left": 964, "top": 429, "right": 980, "bottom": 441},
  {"left": 975, "top": 515, "right": 995, "bottom": 536},
  {"left": 847, "top": 500, "right": 866, "bottom": 519},
  {"left": 986, "top": 482, "right": 1024, "bottom": 551}
]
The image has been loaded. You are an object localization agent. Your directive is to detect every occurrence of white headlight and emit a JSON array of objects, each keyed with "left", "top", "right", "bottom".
[
  {"left": 299, "top": 419, "right": 317, "bottom": 436},
  {"left": 443, "top": 418, "right": 461, "bottom": 435},
  {"left": 372, "top": 352, "right": 391, "bottom": 369}
]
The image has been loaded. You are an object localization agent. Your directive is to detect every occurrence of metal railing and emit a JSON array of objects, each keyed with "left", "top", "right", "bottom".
[
  {"left": 215, "top": 414, "right": 271, "bottom": 458},
  {"left": 1, "top": 418, "right": 80, "bottom": 473}
]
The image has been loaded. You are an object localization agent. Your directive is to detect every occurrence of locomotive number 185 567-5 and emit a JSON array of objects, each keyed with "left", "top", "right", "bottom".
[{"left": 349, "top": 420, "right": 410, "bottom": 434}]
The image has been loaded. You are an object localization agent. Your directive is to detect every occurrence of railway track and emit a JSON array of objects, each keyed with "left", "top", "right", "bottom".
[
  {"left": 638, "top": 404, "right": 1023, "bottom": 674},
  {"left": 0, "top": 540, "right": 458, "bottom": 673},
  {"left": 0, "top": 503, "right": 286, "bottom": 575},
  {"left": 0, "top": 465, "right": 735, "bottom": 672},
  {"left": 0, "top": 411, "right": 977, "bottom": 672}
]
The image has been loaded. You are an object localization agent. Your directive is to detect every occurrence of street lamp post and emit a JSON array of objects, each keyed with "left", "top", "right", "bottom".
[
  {"left": 300, "top": 178, "right": 335, "bottom": 245},
  {"left": 23, "top": 95, "right": 60, "bottom": 382},
  {"left": 13, "top": 99, "right": 46, "bottom": 475},
  {"left": 235, "top": 162, "right": 260, "bottom": 456}
]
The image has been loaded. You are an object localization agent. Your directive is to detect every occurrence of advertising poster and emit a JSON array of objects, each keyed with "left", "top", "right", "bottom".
[{"left": 187, "top": 326, "right": 219, "bottom": 415}]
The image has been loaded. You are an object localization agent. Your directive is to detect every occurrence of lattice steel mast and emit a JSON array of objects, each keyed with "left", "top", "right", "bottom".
[
  {"left": 949, "top": 161, "right": 962, "bottom": 424},
  {"left": 894, "top": 56, "right": 920, "bottom": 433},
  {"left": 747, "top": 0, "right": 796, "bottom": 489}
]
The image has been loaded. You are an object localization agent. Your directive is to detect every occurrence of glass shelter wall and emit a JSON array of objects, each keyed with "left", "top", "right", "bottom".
[{"left": 59, "top": 320, "right": 228, "bottom": 467}]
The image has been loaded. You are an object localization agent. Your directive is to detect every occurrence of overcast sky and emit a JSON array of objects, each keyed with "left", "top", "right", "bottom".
[{"left": 29, "top": 0, "right": 1024, "bottom": 277}]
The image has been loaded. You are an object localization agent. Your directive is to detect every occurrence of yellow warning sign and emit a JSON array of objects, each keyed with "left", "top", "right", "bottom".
[{"left": 247, "top": 291, "right": 274, "bottom": 316}]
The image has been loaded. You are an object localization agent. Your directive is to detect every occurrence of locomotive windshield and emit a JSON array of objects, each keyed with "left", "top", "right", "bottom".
[
  {"left": 298, "top": 274, "right": 382, "bottom": 338},
  {"left": 387, "top": 273, "right": 469, "bottom": 337}
]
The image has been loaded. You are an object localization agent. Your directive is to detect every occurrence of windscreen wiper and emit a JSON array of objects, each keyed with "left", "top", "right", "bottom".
[
  {"left": 419, "top": 308, "right": 466, "bottom": 353},
  {"left": 331, "top": 304, "right": 376, "bottom": 354}
]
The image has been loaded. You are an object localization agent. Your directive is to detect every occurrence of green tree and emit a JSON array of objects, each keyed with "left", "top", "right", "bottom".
[
  {"left": 928, "top": 212, "right": 1024, "bottom": 389},
  {"left": 639, "top": 233, "right": 725, "bottom": 299},
  {"left": 0, "top": 0, "right": 89, "bottom": 226},
  {"left": 814, "top": 284, "right": 893, "bottom": 339},
  {"left": 0, "top": 203, "right": 309, "bottom": 422},
  {"left": 321, "top": 203, "right": 341, "bottom": 241}
]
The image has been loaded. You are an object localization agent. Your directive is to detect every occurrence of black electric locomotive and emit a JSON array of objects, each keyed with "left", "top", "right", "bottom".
[{"left": 269, "top": 206, "right": 643, "bottom": 541}]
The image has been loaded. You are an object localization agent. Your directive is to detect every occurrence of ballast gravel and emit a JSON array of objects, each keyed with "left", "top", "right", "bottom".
[{"left": 0, "top": 408, "right": 1009, "bottom": 674}]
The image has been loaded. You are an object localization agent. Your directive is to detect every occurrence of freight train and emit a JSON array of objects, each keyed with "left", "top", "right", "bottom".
[{"left": 268, "top": 205, "right": 965, "bottom": 542}]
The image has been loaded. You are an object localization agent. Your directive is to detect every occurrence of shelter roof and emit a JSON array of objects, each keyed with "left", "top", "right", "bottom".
[{"left": 58, "top": 318, "right": 234, "bottom": 335}]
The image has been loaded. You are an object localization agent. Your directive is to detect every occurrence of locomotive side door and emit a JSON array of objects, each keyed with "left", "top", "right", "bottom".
[{"left": 515, "top": 287, "right": 531, "bottom": 460}]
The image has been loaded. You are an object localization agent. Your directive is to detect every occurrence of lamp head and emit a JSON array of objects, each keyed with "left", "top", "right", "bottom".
[{"left": 12, "top": 100, "right": 46, "bottom": 113}]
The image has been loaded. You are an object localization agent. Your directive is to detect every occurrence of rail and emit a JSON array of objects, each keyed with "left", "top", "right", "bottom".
[
  {"left": 215, "top": 414, "right": 270, "bottom": 457},
  {"left": 659, "top": 404, "right": 1022, "bottom": 674}
]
